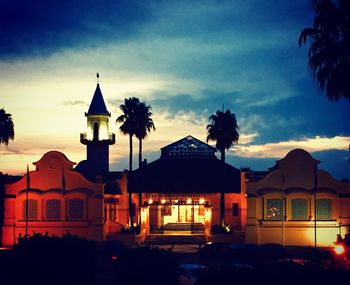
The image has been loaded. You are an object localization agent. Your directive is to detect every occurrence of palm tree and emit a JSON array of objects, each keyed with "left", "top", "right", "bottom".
[
  {"left": 0, "top": 108, "right": 14, "bottom": 146},
  {"left": 206, "top": 109, "right": 239, "bottom": 162},
  {"left": 206, "top": 109, "right": 239, "bottom": 227},
  {"left": 116, "top": 97, "right": 140, "bottom": 227},
  {"left": 135, "top": 102, "right": 155, "bottom": 169},
  {"left": 298, "top": 0, "right": 350, "bottom": 101},
  {"left": 134, "top": 102, "right": 155, "bottom": 212}
]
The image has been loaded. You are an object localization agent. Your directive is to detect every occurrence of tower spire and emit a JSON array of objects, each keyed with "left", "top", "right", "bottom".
[{"left": 97, "top": 72, "right": 100, "bottom": 84}]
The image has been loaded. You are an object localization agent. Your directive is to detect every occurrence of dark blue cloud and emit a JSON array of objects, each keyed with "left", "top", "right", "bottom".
[
  {"left": 149, "top": 87, "right": 350, "bottom": 145},
  {"left": 0, "top": 0, "right": 153, "bottom": 58}
]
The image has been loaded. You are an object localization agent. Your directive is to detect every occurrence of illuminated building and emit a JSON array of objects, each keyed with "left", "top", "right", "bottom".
[
  {"left": 246, "top": 149, "right": 350, "bottom": 246},
  {"left": 0, "top": 81, "right": 245, "bottom": 246},
  {"left": 2, "top": 79, "right": 349, "bottom": 247},
  {"left": 80, "top": 82, "right": 115, "bottom": 174},
  {"left": 128, "top": 135, "right": 245, "bottom": 235}
]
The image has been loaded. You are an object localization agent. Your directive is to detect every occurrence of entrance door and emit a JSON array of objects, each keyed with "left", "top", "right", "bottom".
[{"left": 178, "top": 205, "right": 194, "bottom": 223}]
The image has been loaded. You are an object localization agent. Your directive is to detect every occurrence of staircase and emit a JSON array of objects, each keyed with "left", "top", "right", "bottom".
[
  {"left": 143, "top": 234, "right": 206, "bottom": 245},
  {"left": 162, "top": 222, "right": 204, "bottom": 233}
]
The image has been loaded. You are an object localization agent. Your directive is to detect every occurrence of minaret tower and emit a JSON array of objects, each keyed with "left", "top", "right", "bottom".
[{"left": 80, "top": 74, "right": 115, "bottom": 174}]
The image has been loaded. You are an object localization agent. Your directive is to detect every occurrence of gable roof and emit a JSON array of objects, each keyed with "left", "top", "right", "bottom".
[
  {"left": 161, "top": 135, "right": 216, "bottom": 158},
  {"left": 86, "top": 84, "right": 110, "bottom": 116},
  {"left": 128, "top": 157, "right": 241, "bottom": 194}
]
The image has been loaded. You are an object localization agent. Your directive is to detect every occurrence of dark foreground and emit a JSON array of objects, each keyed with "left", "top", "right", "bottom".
[{"left": 1, "top": 234, "right": 349, "bottom": 285}]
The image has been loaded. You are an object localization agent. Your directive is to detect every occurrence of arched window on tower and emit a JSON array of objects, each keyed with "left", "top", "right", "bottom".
[{"left": 93, "top": 122, "right": 99, "bottom": 140}]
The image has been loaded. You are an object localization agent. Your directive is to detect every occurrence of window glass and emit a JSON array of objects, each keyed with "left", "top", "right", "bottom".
[
  {"left": 46, "top": 199, "right": 61, "bottom": 220},
  {"left": 232, "top": 203, "right": 239, "bottom": 216},
  {"left": 292, "top": 199, "right": 307, "bottom": 220},
  {"left": 316, "top": 199, "right": 332, "bottom": 220},
  {"left": 23, "top": 199, "right": 38, "bottom": 220},
  {"left": 266, "top": 199, "right": 283, "bottom": 220},
  {"left": 68, "top": 199, "right": 84, "bottom": 220}
]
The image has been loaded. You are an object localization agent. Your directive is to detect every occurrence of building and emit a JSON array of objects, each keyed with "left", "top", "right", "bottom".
[
  {"left": 246, "top": 148, "right": 350, "bottom": 246},
  {"left": 129, "top": 135, "right": 245, "bottom": 235},
  {"left": 2, "top": 79, "right": 349, "bottom": 247},
  {"left": 0, "top": 81, "right": 245, "bottom": 246},
  {"left": 1, "top": 151, "right": 104, "bottom": 246}
]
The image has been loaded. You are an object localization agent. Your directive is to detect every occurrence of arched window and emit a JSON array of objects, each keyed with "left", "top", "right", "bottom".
[
  {"left": 46, "top": 199, "right": 61, "bottom": 220},
  {"left": 23, "top": 199, "right": 38, "bottom": 220},
  {"left": 67, "top": 199, "right": 84, "bottom": 220},
  {"left": 93, "top": 122, "right": 99, "bottom": 140},
  {"left": 266, "top": 199, "right": 283, "bottom": 220},
  {"left": 291, "top": 199, "right": 308, "bottom": 220},
  {"left": 316, "top": 199, "right": 332, "bottom": 220}
]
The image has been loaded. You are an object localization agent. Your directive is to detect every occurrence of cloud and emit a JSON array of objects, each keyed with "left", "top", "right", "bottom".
[
  {"left": 0, "top": 0, "right": 153, "bottom": 59},
  {"left": 234, "top": 136, "right": 350, "bottom": 158},
  {"left": 63, "top": 100, "right": 88, "bottom": 107}
]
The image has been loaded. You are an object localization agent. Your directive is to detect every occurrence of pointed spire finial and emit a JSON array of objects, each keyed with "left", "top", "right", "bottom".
[{"left": 97, "top": 73, "right": 100, "bottom": 84}]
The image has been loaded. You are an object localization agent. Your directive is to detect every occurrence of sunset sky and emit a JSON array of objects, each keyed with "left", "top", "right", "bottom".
[{"left": 0, "top": 0, "right": 349, "bottom": 179}]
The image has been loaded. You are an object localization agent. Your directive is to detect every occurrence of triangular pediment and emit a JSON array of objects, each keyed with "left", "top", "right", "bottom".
[{"left": 160, "top": 135, "right": 216, "bottom": 158}]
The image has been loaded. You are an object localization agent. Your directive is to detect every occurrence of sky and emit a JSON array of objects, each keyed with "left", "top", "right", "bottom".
[{"left": 0, "top": 0, "right": 349, "bottom": 179}]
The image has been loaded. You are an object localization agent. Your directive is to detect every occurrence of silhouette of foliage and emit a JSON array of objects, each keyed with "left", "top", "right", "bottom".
[
  {"left": 10, "top": 233, "right": 98, "bottom": 285},
  {"left": 299, "top": 0, "right": 350, "bottom": 101},
  {"left": 0, "top": 108, "right": 14, "bottom": 145},
  {"left": 206, "top": 109, "right": 239, "bottom": 162}
]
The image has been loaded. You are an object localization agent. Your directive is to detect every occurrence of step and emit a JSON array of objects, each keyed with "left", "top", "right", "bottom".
[{"left": 143, "top": 234, "right": 206, "bottom": 245}]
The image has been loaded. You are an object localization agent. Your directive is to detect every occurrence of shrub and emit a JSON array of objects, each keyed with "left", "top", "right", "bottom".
[
  {"left": 210, "top": 224, "right": 233, "bottom": 234},
  {"left": 12, "top": 232, "right": 98, "bottom": 285}
]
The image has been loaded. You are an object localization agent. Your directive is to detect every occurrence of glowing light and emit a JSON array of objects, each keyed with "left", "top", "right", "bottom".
[
  {"left": 187, "top": 198, "right": 192, "bottom": 204},
  {"left": 334, "top": 244, "right": 345, "bottom": 255},
  {"left": 111, "top": 256, "right": 118, "bottom": 260},
  {"left": 161, "top": 199, "right": 166, "bottom": 204},
  {"left": 148, "top": 198, "right": 153, "bottom": 204},
  {"left": 199, "top": 198, "right": 205, "bottom": 204},
  {"left": 174, "top": 199, "right": 178, "bottom": 203}
]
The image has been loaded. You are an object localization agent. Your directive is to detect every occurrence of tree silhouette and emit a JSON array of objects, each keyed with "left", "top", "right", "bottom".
[
  {"left": 116, "top": 97, "right": 140, "bottom": 227},
  {"left": 206, "top": 109, "right": 239, "bottom": 162},
  {"left": 206, "top": 109, "right": 239, "bottom": 226},
  {"left": 134, "top": 101, "right": 155, "bottom": 211},
  {"left": 135, "top": 102, "right": 155, "bottom": 169},
  {"left": 298, "top": 0, "right": 350, "bottom": 101},
  {"left": 0, "top": 108, "right": 14, "bottom": 146}
]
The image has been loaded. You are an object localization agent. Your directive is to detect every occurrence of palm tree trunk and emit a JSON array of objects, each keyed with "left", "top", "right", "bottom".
[
  {"left": 129, "top": 134, "right": 133, "bottom": 171},
  {"left": 139, "top": 138, "right": 142, "bottom": 169},
  {"left": 220, "top": 149, "right": 225, "bottom": 162},
  {"left": 138, "top": 138, "right": 143, "bottom": 225},
  {"left": 220, "top": 192, "right": 225, "bottom": 227},
  {"left": 220, "top": 149, "right": 225, "bottom": 226},
  {"left": 129, "top": 134, "right": 133, "bottom": 227}
]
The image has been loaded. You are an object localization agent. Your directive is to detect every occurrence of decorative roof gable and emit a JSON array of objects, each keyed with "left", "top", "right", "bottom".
[{"left": 160, "top": 135, "right": 216, "bottom": 158}]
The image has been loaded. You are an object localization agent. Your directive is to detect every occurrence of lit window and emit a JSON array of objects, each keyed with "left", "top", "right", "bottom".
[
  {"left": 68, "top": 199, "right": 84, "bottom": 220},
  {"left": 291, "top": 199, "right": 307, "bottom": 220},
  {"left": 23, "top": 199, "right": 38, "bottom": 220},
  {"left": 316, "top": 199, "right": 332, "bottom": 220},
  {"left": 266, "top": 199, "right": 283, "bottom": 220},
  {"left": 46, "top": 199, "right": 61, "bottom": 220}
]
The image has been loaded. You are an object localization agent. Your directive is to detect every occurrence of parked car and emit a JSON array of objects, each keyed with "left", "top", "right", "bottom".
[
  {"left": 178, "top": 263, "right": 206, "bottom": 285},
  {"left": 259, "top": 243, "right": 291, "bottom": 262}
]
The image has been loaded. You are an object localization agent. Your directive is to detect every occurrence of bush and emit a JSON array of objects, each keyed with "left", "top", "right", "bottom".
[
  {"left": 210, "top": 224, "right": 233, "bottom": 235},
  {"left": 12, "top": 232, "right": 98, "bottom": 285},
  {"left": 120, "top": 224, "right": 141, "bottom": 235}
]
